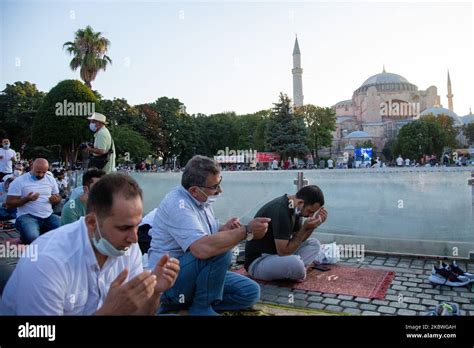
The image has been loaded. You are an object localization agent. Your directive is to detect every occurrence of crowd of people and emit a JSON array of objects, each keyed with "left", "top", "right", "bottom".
[
  {"left": 0, "top": 150, "right": 329, "bottom": 316},
  {"left": 0, "top": 110, "right": 471, "bottom": 316}
]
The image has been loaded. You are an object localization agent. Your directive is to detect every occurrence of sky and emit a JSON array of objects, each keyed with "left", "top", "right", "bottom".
[{"left": 1, "top": 0, "right": 473, "bottom": 116}]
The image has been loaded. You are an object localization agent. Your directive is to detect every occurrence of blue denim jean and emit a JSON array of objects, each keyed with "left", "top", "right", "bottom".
[
  {"left": 159, "top": 251, "right": 260, "bottom": 315},
  {"left": 0, "top": 206, "right": 16, "bottom": 220},
  {"left": 15, "top": 213, "right": 61, "bottom": 244}
]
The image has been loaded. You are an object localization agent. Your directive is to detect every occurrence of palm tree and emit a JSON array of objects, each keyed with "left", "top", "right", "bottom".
[{"left": 63, "top": 26, "right": 112, "bottom": 89}]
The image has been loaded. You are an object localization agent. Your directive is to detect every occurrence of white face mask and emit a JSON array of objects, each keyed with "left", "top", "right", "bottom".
[
  {"left": 92, "top": 219, "right": 128, "bottom": 257},
  {"left": 198, "top": 188, "right": 219, "bottom": 205},
  {"left": 13, "top": 170, "right": 22, "bottom": 177}
]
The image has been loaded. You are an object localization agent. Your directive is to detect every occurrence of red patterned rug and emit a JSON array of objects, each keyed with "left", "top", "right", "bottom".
[{"left": 234, "top": 265, "right": 395, "bottom": 299}]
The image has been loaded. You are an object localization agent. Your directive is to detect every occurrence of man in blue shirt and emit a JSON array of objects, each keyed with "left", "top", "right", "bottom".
[{"left": 148, "top": 155, "right": 270, "bottom": 315}]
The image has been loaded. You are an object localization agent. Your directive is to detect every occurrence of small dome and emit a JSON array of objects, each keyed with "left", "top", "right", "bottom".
[
  {"left": 461, "top": 113, "right": 474, "bottom": 125},
  {"left": 420, "top": 107, "right": 463, "bottom": 126},
  {"left": 344, "top": 144, "right": 355, "bottom": 150},
  {"left": 344, "top": 131, "right": 371, "bottom": 139}
]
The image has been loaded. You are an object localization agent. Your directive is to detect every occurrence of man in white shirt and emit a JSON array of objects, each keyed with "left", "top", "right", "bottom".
[
  {"left": 327, "top": 158, "right": 334, "bottom": 169},
  {"left": 396, "top": 155, "right": 404, "bottom": 167},
  {"left": 0, "top": 138, "right": 17, "bottom": 182},
  {"left": 0, "top": 173, "right": 180, "bottom": 315},
  {"left": 6, "top": 158, "right": 61, "bottom": 244}
]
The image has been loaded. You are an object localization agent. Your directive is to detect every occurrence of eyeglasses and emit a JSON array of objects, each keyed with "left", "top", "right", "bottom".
[{"left": 199, "top": 176, "right": 222, "bottom": 191}]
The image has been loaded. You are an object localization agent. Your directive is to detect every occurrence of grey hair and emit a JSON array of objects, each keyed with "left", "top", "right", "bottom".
[{"left": 181, "top": 155, "right": 221, "bottom": 189}]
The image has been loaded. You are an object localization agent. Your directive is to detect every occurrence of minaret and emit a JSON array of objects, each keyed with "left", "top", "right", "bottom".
[
  {"left": 447, "top": 69, "right": 454, "bottom": 112},
  {"left": 292, "top": 36, "right": 304, "bottom": 107}
]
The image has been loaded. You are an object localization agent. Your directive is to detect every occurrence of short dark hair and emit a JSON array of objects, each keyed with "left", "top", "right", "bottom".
[
  {"left": 86, "top": 173, "right": 143, "bottom": 217},
  {"left": 181, "top": 155, "right": 221, "bottom": 189},
  {"left": 296, "top": 185, "right": 325, "bottom": 206},
  {"left": 82, "top": 168, "right": 106, "bottom": 187}
]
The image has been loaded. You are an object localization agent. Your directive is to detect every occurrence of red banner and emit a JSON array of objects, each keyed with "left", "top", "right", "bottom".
[{"left": 256, "top": 152, "right": 280, "bottom": 163}]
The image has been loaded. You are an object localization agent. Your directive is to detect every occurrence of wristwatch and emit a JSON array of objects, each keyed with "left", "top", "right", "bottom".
[{"left": 245, "top": 224, "right": 254, "bottom": 241}]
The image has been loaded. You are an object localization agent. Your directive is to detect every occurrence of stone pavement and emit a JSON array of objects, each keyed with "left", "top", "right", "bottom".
[
  {"left": 1, "top": 227, "right": 473, "bottom": 316},
  {"left": 233, "top": 244, "right": 474, "bottom": 316}
]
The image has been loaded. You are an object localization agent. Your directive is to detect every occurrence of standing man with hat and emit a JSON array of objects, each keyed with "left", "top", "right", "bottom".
[{"left": 87, "top": 113, "right": 116, "bottom": 174}]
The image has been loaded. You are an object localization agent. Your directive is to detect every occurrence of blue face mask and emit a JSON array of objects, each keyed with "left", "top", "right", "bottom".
[
  {"left": 30, "top": 173, "right": 43, "bottom": 181},
  {"left": 92, "top": 219, "right": 127, "bottom": 257},
  {"left": 89, "top": 123, "right": 97, "bottom": 132},
  {"left": 3, "top": 144, "right": 10, "bottom": 150}
]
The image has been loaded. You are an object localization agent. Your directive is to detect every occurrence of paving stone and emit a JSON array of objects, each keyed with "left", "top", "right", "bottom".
[
  {"left": 452, "top": 287, "right": 468, "bottom": 293},
  {"left": 378, "top": 306, "right": 396, "bottom": 314},
  {"left": 343, "top": 308, "right": 362, "bottom": 315},
  {"left": 408, "top": 304, "right": 428, "bottom": 311},
  {"left": 307, "top": 291, "right": 322, "bottom": 296},
  {"left": 371, "top": 260, "right": 385, "bottom": 265},
  {"left": 340, "top": 301, "right": 359, "bottom": 308},
  {"left": 360, "top": 304, "right": 378, "bottom": 311},
  {"left": 441, "top": 290, "right": 458, "bottom": 296},
  {"left": 289, "top": 300, "right": 308, "bottom": 307},
  {"left": 276, "top": 297, "right": 291, "bottom": 305},
  {"left": 388, "top": 301, "right": 408, "bottom": 309},
  {"left": 397, "top": 309, "right": 417, "bottom": 316},
  {"left": 292, "top": 293, "right": 308, "bottom": 300},
  {"left": 451, "top": 296, "right": 471, "bottom": 304},
  {"left": 372, "top": 300, "right": 389, "bottom": 306},
  {"left": 337, "top": 295, "right": 354, "bottom": 301},
  {"left": 408, "top": 278, "right": 423, "bottom": 283},
  {"left": 460, "top": 292, "right": 474, "bottom": 299},
  {"left": 394, "top": 276, "right": 408, "bottom": 281},
  {"left": 362, "top": 311, "right": 381, "bottom": 316},
  {"left": 391, "top": 280, "right": 402, "bottom": 285},
  {"left": 322, "top": 293, "right": 337, "bottom": 298},
  {"left": 402, "top": 273, "right": 419, "bottom": 278},
  {"left": 425, "top": 289, "right": 441, "bottom": 295},
  {"left": 322, "top": 298, "right": 341, "bottom": 305},
  {"left": 418, "top": 284, "right": 434, "bottom": 289},
  {"left": 407, "top": 287, "right": 423, "bottom": 293},
  {"left": 385, "top": 295, "right": 400, "bottom": 302},
  {"left": 391, "top": 285, "right": 407, "bottom": 291},
  {"left": 397, "top": 263, "right": 411, "bottom": 268},
  {"left": 308, "top": 295, "right": 324, "bottom": 303},
  {"left": 421, "top": 299, "right": 439, "bottom": 306},
  {"left": 461, "top": 304, "right": 474, "bottom": 311},
  {"left": 278, "top": 290, "right": 292, "bottom": 297},
  {"left": 354, "top": 297, "right": 371, "bottom": 303},
  {"left": 307, "top": 303, "right": 326, "bottom": 310},
  {"left": 415, "top": 293, "right": 433, "bottom": 300},
  {"left": 325, "top": 305, "right": 343, "bottom": 312},
  {"left": 400, "top": 291, "right": 415, "bottom": 297},
  {"left": 386, "top": 289, "right": 397, "bottom": 295},
  {"left": 261, "top": 294, "right": 278, "bottom": 302},
  {"left": 402, "top": 297, "right": 420, "bottom": 304},
  {"left": 434, "top": 295, "right": 452, "bottom": 301}
]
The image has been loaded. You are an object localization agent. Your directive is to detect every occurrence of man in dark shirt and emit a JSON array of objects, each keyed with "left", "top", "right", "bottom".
[{"left": 244, "top": 185, "right": 328, "bottom": 281}]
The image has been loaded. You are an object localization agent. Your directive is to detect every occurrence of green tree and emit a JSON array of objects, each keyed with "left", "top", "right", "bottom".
[
  {"left": 265, "top": 93, "right": 309, "bottom": 160},
  {"left": 297, "top": 104, "right": 336, "bottom": 161},
  {"left": 463, "top": 123, "right": 474, "bottom": 145},
  {"left": 100, "top": 98, "right": 144, "bottom": 132},
  {"left": 235, "top": 110, "right": 270, "bottom": 152},
  {"left": 63, "top": 25, "right": 112, "bottom": 89},
  {"left": 421, "top": 114, "right": 458, "bottom": 148},
  {"left": 110, "top": 125, "right": 151, "bottom": 162},
  {"left": 149, "top": 97, "right": 188, "bottom": 164},
  {"left": 392, "top": 118, "right": 445, "bottom": 160},
  {"left": 32, "top": 80, "right": 100, "bottom": 163},
  {"left": 0, "top": 81, "right": 45, "bottom": 148}
]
